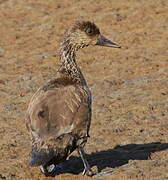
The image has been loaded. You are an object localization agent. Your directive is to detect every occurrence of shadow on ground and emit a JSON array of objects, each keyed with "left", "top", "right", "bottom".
[{"left": 60, "top": 142, "right": 168, "bottom": 176}]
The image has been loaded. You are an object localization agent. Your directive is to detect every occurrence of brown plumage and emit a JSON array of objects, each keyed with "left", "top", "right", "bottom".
[{"left": 25, "top": 20, "right": 121, "bottom": 176}]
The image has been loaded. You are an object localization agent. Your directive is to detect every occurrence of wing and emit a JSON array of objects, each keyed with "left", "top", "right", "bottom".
[{"left": 25, "top": 82, "right": 91, "bottom": 144}]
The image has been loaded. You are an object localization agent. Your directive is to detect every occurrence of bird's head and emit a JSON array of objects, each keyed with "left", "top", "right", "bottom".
[{"left": 61, "top": 20, "right": 121, "bottom": 51}]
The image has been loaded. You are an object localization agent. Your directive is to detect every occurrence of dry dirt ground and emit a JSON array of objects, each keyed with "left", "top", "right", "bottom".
[{"left": 0, "top": 0, "right": 168, "bottom": 179}]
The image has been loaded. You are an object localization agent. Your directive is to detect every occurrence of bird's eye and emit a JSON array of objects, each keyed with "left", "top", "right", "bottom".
[{"left": 86, "top": 28, "right": 93, "bottom": 35}]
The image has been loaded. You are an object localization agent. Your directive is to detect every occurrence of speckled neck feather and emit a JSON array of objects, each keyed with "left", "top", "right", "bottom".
[{"left": 58, "top": 35, "right": 87, "bottom": 84}]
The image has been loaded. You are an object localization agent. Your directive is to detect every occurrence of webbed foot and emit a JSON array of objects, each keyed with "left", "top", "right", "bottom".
[
  {"left": 82, "top": 167, "right": 94, "bottom": 176},
  {"left": 40, "top": 164, "right": 63, "bottom": 177}
]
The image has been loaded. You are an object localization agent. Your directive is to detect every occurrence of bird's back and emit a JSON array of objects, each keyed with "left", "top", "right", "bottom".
[{"left": 25, "top": 77, "right": 92, "bottom": 166}]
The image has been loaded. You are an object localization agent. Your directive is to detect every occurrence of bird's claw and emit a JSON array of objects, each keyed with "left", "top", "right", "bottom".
[{"left": 82, "top": 168, "right": 94, "bottom": 176}]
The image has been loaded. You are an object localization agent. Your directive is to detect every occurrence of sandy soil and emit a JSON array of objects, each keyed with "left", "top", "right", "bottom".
[{"left": 0, "top": 0, "right": 168, "bottom": 179}]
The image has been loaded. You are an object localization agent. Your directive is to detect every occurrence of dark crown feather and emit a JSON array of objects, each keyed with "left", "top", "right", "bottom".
[{"left": 71, "top": 21, "right": 100, "bottom": 36}]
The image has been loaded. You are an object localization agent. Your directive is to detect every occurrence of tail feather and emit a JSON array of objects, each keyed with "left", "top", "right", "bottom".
[{"left": 29, "top": 149, "right": 55, "bottom": 167}]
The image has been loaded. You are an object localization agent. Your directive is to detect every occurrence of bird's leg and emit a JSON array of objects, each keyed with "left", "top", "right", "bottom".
[{"left": 77, "top": 147, "right": 93, "bottom": 176}]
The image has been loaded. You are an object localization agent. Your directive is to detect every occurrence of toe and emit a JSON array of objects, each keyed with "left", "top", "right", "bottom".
[{"left": 86, "top": 170, "right": 94, "bottom": 176}]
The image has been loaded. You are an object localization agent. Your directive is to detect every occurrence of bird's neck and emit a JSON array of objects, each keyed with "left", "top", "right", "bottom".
[{"left": 58, "top": 42, "right": 86, "bottom": 84}]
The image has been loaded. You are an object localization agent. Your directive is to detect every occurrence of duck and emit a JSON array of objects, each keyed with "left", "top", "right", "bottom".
[{"left": 25, "top": 20, "right": 121, "bottom": 177}]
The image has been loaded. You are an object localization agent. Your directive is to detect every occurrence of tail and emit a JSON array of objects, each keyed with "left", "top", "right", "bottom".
[{"left": 29, "top": 148, "right": 55, "bottom": 167}]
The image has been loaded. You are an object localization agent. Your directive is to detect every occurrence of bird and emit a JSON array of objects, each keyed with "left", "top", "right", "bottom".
[{"left": 25, "top": 20, "right": 121, "bottom": 177}]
